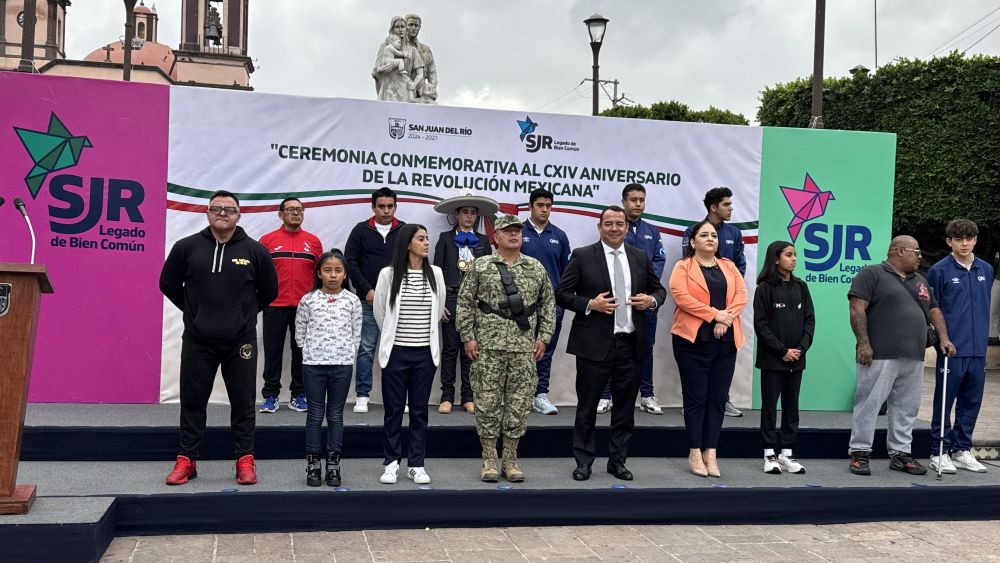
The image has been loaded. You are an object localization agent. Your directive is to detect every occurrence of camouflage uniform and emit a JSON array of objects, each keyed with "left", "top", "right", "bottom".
[{"left": 456, "top": 248, "right": 556, "bottom": 441}]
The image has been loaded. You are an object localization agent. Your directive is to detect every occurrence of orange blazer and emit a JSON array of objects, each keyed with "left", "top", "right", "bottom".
[{"left": 669, "top": 257, "right": 747, "bottom": 348}]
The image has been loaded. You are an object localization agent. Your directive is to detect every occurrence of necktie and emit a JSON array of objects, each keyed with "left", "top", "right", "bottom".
[{"left": 613, "top": 250, "right": 627, "bottom": 329}]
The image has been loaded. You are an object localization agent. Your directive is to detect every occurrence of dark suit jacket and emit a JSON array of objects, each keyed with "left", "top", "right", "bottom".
[
  {"left": 433, "top": 229, "right": 491, "bottom": 289},
  {"left": 556, "top": 241, "right": 667, "bottom": 362}
]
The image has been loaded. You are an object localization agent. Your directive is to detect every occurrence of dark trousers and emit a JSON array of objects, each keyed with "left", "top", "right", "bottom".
[
  {"left": 759, "top": 369, "right": 802, "bottom": 450},
  {"left": 535, "top": 307, "right": 564, "bottom": 395},
  {"left": 602, "top": 310, "right": 656, "bottom": 399},
  {"left": 673, "top": 335, "right": 737, "bottom": 449},
  {"left": 261, "top": 306, "right": 304, "bottom": 398},
  {"left": 382, "top": 346, "right": 435, "bottom": 466},
  {"left": 439, "top": 291, "right": 473, "bottom": 404},
  {"left": 303, "top": 364, "right": 353, "bottom": 454},
  {"left": 932, "top": 355, "right": 986, "bottom": 453},
  {"left": 179, "top": 336, "right": 257, "bottom": 460},
  {"left": 572, "top": 333, "right": 639, "bottom": 468}
]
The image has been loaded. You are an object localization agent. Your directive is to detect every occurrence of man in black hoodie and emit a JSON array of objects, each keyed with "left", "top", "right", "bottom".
[
  {"left": 159, "top": 190, "right": 278, "bottom": 486},
  {"left": 343, "top": 187, "right": 405, "bottom": 413}
]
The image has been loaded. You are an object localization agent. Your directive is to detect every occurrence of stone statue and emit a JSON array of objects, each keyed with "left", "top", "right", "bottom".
[
  {"left": 373, "top": 16, "right": 424, "bottom": 103},
  {"left": 406, "top": 14, "right": 438, "bottom": 104}
]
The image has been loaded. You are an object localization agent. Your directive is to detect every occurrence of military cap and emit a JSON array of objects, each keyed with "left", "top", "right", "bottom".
[{"left": 493, "top": 214, "right": 523, "bottom": 231}]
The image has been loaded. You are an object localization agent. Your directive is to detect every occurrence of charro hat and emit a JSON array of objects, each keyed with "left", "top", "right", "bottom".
[
  {"left": 433, "top": 187, "right": 500, "bottom": 217},
  {"left": 493, "top": 214, "right": 523, "bottom": 231}
]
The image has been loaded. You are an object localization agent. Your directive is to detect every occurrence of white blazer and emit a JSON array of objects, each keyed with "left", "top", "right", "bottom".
[{"left": 372, "top": 265, "right": 446, "bottom": 368}]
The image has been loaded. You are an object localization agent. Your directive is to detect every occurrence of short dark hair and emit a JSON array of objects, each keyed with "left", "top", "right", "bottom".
[
  {"left": 621, "top": 183, "right": 646, "bottom": 199},
  {"left": 683, "top": 219, "right": 721, "bottom": 259},
  {"left": 599, "top": 205, "right": 627, "bottom": 223},
  {"left": 529, "top": 188, "right": 554, "bottom": 205},
  {"left": 279, "top": 197, "right": 301, "bottom": 211},
  {"left": 209, "top": 189, "right": 239, "bottom": 205},
  {"left": 371, "top": 187, "right": 397, "bottom": 207},
  {"left": 946, "top": 218, "right": 978, "bottom": 239},
  {"left": 703, "top": 187, "right": 733, "bottom": 212}
]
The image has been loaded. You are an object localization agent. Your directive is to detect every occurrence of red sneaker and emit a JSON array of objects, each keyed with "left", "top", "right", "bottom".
[
  {"left": 235, "top": 454, "right": 257, "bottom": 485},
  {"left": 165, "top": 455, "right": 197, "bottom": 485}
]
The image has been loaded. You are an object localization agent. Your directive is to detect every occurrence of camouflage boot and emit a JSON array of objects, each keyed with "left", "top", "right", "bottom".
[
  {"left": 501, "top": 438, "right": 524, "bottom": 482},
  {"left": 480, "top": 439, "right": 500, "bottom": 482}
]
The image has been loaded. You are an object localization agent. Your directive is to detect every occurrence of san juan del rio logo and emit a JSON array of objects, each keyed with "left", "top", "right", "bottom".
[
  {"left": 780, "top": 173, "right": 870, "bottom": 282},
  {"left": 13, "top": 112, "right": 148, "bottom": 252}
]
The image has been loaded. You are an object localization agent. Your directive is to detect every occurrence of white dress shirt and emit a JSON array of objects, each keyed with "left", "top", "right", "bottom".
[{"left": 602, "top": 241, "right": 634, "bottom": 334}]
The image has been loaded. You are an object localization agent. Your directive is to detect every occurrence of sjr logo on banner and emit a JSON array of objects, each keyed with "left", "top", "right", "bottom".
[
  {"left": 14, "top": 112, "right": 147, "bottom": 251},
  {"left": 781, "top": 173, "right": 870, "bottom": 282},
  {"left": 516, "top": 115, "right": 580, "bottom": 154}
]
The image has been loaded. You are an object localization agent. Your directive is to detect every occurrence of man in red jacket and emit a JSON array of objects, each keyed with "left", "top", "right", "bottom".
[{"left": 259, "top": 197, "right": 323, "bottom": 413}]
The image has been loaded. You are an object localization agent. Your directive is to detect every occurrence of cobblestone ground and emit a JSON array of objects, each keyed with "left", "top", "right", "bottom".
[{"left": 102, "top": 521, "right": 1000, "bottom": 562}]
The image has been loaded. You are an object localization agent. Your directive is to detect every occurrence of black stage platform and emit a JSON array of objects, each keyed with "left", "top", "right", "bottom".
[{"left": 7, "top": 403, "right": 998, "bottom": 562}]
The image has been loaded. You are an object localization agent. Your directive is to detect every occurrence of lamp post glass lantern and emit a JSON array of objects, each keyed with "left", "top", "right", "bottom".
[{"left": 584, "top": 13, "right": 608, "bottom": 116}]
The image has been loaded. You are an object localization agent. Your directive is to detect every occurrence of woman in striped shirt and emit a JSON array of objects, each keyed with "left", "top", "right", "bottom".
[{"left": 373, "top": 224, "right": 446, "bottom": 485}]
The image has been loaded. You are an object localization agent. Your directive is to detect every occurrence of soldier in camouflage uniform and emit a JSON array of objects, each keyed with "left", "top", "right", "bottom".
[{"left": 456, "top": 214, "right": 556, "bottom": 482}]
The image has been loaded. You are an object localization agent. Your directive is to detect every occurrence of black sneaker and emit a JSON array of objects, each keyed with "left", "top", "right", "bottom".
[
  {"left": 849, "top": 451, "right": 871, "bottom": 475},
  {"left": 889, "top": 452, "right": 927, "bottom": 475}
]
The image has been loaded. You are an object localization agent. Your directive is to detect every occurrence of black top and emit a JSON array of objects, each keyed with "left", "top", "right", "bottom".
[
  {"left": 343, "top": 219, "right": 405, "bottom": 298},
  {"left": 753, "top": 277, "right": 815, "bottom": 371},
  {"left": 698, "top": 265, "right": 732, "bottom": 342},
  {"left": 847, "top": 261, "right": 938, "bottom": 361},
  {"left": 159, "top": 227, "right": 278, "bottom": 343},
  {"left": 433, "top": 229, "right": 491, "bottom": 289}
]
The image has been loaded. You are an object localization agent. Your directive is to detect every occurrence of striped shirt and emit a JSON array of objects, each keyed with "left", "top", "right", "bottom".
[{"left": 394, "top": 270, "right": 432, "bottom": 347}]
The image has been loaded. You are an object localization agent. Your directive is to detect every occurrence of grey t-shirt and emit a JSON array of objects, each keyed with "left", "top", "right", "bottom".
[{"left": 847, "top": 261, "right": 938, "bottom": 361}]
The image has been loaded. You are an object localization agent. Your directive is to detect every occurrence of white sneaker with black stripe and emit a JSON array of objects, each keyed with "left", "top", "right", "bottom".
[
  {"left": 763, "top": 454, "right": 782, "bottom": 474},
  {"left": 778, "top": 453, "right": 806, "bottom": 474}
]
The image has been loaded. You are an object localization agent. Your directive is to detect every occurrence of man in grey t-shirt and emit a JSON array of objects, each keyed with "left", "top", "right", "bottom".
[{"left": 846, "top": 235, "right": 955, "bottom": 476}]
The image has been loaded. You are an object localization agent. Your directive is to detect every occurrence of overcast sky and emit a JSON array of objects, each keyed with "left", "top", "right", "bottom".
[{"left": 65, "top": 1, "right": 1000, "bottom": 122}]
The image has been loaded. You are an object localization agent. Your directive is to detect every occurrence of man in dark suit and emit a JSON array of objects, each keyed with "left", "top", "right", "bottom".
[
  {"left": 432, "top": 189, "right": 498, "bottom": 414},
  {"left": 556, "top": 206, "right": 667, "bottom": 481}
]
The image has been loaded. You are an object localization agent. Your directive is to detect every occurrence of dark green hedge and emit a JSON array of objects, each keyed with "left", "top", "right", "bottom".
[
  {"left": 602, "top": 100, "right": 749, "bottom": 125},
  {"left": 758, "top": 53, "right": 1000, "bottom": 268}
]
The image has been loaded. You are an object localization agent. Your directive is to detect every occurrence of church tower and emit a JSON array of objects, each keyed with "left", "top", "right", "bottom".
[
  {"left": 133, "top": 1, "right": 157, "bottom": 44},
  {"left": 174, "top": 0, "right": 252, "bottom": 87},
  {"left": 0, "top": 0, "right": 71, "bottom": 71}
]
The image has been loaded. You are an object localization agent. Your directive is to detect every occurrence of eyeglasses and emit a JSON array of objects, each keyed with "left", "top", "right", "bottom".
[
  {"left": 208, "top": 205, "right": 239, "bottom": 215},
  {"left": 282, "top": 207, "right": 305, "bottom": 215},
  {"left": 900, "top": 247, "right": 922, "bottom": 257}
]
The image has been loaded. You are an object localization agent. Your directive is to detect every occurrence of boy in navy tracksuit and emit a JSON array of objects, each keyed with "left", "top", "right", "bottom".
[
  {"left": 520, "top": 189, "right": 571, "bottom": 415},
  {"left": 926, "top": 218, "right": 992, "bottom": 474},
  {"left": 600, "top": 184, "right": 666, "bottom": 414}
]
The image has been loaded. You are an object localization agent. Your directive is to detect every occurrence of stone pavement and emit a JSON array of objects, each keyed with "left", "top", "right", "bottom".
[{"left": 101, "top": 521, "right": 1000, "bottom": 562}]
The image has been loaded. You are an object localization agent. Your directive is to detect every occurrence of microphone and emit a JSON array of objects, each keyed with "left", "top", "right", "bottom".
[{"left": 12, "top": 198, "right": 37, "bottom": 264}]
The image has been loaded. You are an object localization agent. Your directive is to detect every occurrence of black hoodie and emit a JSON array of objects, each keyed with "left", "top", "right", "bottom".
[
  {"left": 753, "top": 277, "right": 815, "bottom": 371},
  {"left": 160, "top": 226, "right": 278, "bottom": 343}
]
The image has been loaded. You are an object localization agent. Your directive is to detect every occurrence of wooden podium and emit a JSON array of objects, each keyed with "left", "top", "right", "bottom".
[{"left": 0, "top": 263, "right": 52, "bottom": 515}]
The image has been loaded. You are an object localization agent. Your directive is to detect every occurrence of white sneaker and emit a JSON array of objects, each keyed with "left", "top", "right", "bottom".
[
  {"left": 354, "top": 397, "right": 369, "bottom": 413},
  {"left": 532, "top": 393, "right": 558, "bottom": 415},
  {"left": 407, "top": 466, "right": 431, "bottom": 484},
  {"left": 763, "top": 454, "right": 782, "bottom": 474},
  {"left": 404, "top": 404, "right": 409, "bottom": 414},
  {"left": 379, "top": 460, "right": 399, "bottom": 484},
  {"left": 596, "top": 398, "right": 612, "bottom": 414},
  {"left": 951, "top": 450, "right": 987, "bottom": 473},
  {"left": 930, "top": 453, "right": 957, "bottom": 474},
  {"left": 778, "top": 453, "right": 806, "bottom": 474},
  {"left": 639, "top": 396, "right": 663, "bottom": 415}
]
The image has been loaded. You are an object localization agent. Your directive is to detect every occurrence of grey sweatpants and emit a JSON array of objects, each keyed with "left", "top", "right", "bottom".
[{"left": 848, "top": 358, "right": 923, "bottom": 454}]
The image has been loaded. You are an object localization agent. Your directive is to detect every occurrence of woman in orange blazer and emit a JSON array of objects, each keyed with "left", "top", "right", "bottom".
[{"left": 669, "top": 219, "right": 747, "bottom": 478}]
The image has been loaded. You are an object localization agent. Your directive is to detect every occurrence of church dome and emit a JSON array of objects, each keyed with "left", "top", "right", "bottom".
[{"left": 83, "top": 40, "right": 176, "bottom": 79}]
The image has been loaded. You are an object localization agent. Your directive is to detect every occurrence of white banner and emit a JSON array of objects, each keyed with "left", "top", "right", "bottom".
[{"left": 164, "top": 88, "right": 761, "bottom": 406}]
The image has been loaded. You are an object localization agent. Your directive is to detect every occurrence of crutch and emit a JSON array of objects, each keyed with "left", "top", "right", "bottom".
[{"left": 936, "top": 355, "right": 949, "bottom": 481}]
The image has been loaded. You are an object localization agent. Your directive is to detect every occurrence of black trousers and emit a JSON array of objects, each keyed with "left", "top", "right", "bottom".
[
  {"left": 759, "top": 369, "right": 802, "bottom": 450},
  {"left": 261, "top": 306, "right": 304, "bottom": 398},
  {"left": 381, "top": 346, "right": 435, "bottom": 467},
  {"left": 439, "top": 291, "right": 473, "bottom": 404},
  {"left": 673, "top": 335, "right": 737, "bottom": 450},
  {"left": 572, "top": 333, "right": 639, "bottom": 468},
  {"left": 179, "top": 336, "right": 257, "bottom": 460}
]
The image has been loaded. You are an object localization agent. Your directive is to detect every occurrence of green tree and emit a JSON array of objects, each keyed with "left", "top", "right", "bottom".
[
  {"left": 601, "top": 100, "right": 749, "bottom": 125},
  {"left": 758, "top": 53, "right": 1000, "bottom": 269}
]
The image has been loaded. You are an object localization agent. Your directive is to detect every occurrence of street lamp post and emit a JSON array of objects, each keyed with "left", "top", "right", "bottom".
[
  {"left": 584, "top": 13, "right": 608, "bottom": 116},
  {"left": 809, "top": 0, "right": 826, "bottom": 129},
  {"left": 123, "top": 0, "right": 138, "bottom": 81}
]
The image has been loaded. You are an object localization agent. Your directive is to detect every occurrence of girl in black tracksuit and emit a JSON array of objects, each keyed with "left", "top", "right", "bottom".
[{"left": 754, "top": 240, "right": 814, "bottom": 474}]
